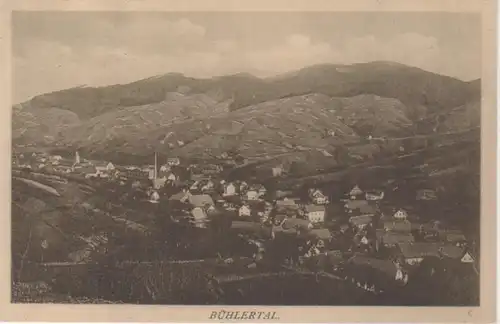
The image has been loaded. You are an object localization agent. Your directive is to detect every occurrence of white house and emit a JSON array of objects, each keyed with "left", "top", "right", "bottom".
[
  {"left": 149, "top": 191, "right": 160, "bottom": 203},
  {"left": 310, "top": 189, "right": 328, "bottom": 205},
  {"left": 349, "top": 185, "right": 364, "bottom": 199},
  {"left": 365, "top": 190, "right": 385, "bottom": 201},
  {"left": 304, "top": 204, "right": 326, "bottom": 223},
  {"left": 223, "top": 182, "right": 237, "bottom": 196},
  {"left": 393, "top": 209, "right": 408, "bottom": 220},
  {"left": 246, "top": 190, "right": 260, "bottom": 201},
  {"left": 239, "top": 205, "right": 252, "bottom": 217},
  {"left": 167, "top": 173, "right": 178, "bottom": 182},
  {"left": 160, "top": 164, "right": 171, "bottom": 173},
  {"left": 167, "top": 157, "right": 180, "bottom": 166},
  {"left": 272, "top": 166, "right": 283, "bottom": 177},
  {"left": 461, "top": 252, "right": 475, "bottom": 263}
]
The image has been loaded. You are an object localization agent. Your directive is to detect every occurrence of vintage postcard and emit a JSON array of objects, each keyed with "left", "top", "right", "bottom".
[{"left": 0, "top": 0, "right": 497, "bottom": 322}]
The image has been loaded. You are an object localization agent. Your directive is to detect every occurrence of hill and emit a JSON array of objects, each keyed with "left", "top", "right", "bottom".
[
  {"left": 55, "top": 93, "right": 423, "bottom": 163},
  {"left": 18, "top": 61, "right": 475, "bottom": 120}
]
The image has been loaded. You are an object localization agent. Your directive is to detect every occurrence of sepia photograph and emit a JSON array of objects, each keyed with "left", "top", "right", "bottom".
[{"left": 2, "top": 1, "right": 497, "bottom": 322}]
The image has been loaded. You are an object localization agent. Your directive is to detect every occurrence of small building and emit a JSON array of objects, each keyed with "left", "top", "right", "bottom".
[
  {"left": 365, "top": 190, "right": 385, "bottom": 201},
  {"left": 304, "top": 204, "right": 326, "bottom": 223},
  {"left": 152, "top": 177, "right": 167, "bottom": 190},
  {"left": 239, "top": 204, "right": 252, "bottom": 217},
  {"left": 393, "top": 209, "right": 408, "bottom": 220},
  {"left": 188, "top": 194, "right": 215, "bottom": 208},
  {"left": 167, "top": 172, "right": 178, "bottom": 182},
  {"left": 246, "top": 190, "right": 260, "bottom": 201},
  {"left": 272, "top": 166, "right": 284, "bottom": 177},
  {"left": 167, "top": 157, "right": 181, "bottom": 166},
  {"left": 344, "top": 199, "right": 369, "bottom": 213},
  {"left": 442, "top": 230, "right": 467, "bottom": 246},
  {"left": 275, "top": 198, "right": 299, "bottom": 211},
  {"left": 191, "top": 207, "right": 208, "bottom": 228},
  {"left": 349, "top": 185, "right": 364, "bottom": 199},
  {"left": 310, "top": 189, "right": 329, "bottom": 205},
  {"left": 223, "top": 182, "right": 237, "bottom": 196},
  {"left": 349, "top": 215, "right": 374, "bottom": 229}
]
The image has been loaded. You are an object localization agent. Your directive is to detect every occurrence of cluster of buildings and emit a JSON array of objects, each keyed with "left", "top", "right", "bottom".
[{"left": 13, "top": 150, "right": 477, "bottom": 295}]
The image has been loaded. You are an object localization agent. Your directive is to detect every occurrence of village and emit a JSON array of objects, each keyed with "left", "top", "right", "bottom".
[{"left": 12, "top": 149, "right": 479, "bottom": 296}]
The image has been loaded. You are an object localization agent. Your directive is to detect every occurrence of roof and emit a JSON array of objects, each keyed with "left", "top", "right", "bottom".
[
  {"left": 276, "top": 199, "right": 298, "bottom": 207},
  {"left": 344, "top": 199, "right": 369, "bottom": 210},
  {"left": 438, "top": 244, "right": 466, "bottom": 259},
  {"left": 309, "top": 228, "right": 331, "bottom": 240},
  {"left": 188, "top": 194, "right": 214, "bottom": 207},
  {"left": 359, "top": 204, "right": 377, "bottom": 214},
  {"left": 397, "top": 242, "right": 441, "bottom": 259},
  {"left": 305, "top": 204, "right": 326, "bottom": 213},
  {"left": 444, "top": 230, "right": 467, "bottom": 242},
  {"left": 169, "top": 191, "right": 190, "bottom": 201},
  {"left": 349, "top": 215, "right": 374, "bottom": 226},
  {"left": 384, "top": 220, "right": 412, "bottom": 232},
  {"left": 282, "top": 218, "right": 310, "bottom": 230},
  {"left": 379, "top": 232, "right": 415, "bottom": 245}
]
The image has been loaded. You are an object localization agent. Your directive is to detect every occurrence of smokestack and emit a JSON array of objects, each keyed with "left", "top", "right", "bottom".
[{"left": 154, "top": 152, "right": 158, "bottom": 180}]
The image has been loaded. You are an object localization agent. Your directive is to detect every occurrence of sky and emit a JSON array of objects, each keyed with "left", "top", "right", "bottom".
[{"left": 12, "top": 12, "right": 481, "bottom": 103}]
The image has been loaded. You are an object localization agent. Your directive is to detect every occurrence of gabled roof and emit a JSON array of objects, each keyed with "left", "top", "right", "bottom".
[
  {"left": 438, "top": 244, "right": 465, "bottom": 259},
  {"left": 344, "top": 199, "right": 369, "bottom": 210},
  {"left": 309, "top": 228, "right": 331, "bottom": 240},
  {"left": 189, "top": 194, "right": 214, "bottom": 207},
  {"left": 276, "top": 199, "right": 298, "bottom": 207},
  {"left": 349, "top": 215, "right": 374, "bottom": 226},
  {"left": 305, "top": 204, "right": 326, "bottom": 213}
]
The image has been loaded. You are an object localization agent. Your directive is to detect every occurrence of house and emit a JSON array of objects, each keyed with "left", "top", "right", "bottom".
[
  {"left": 309, "top": 189, "right": 329, "bottom": 205},
  {"left": 365, "top": 190, "right": 385, "bottom": 201},
  {"left": 383, "top": 220, "right": 412, "bottom": 233},
  {"left": 201, "top": 179, "right": 215, "bottom": 192},
  {"left": 239, "top": 204, "right": 252, "bottom": 217},
  {"left": 256, "top": 185, "right": 267, "bottom": 197},
  {"left": 272, "top": 217, "right": 312, "bottom": 238},
  {"left": 159, "top": 164, "right": 171, "bottom": 173},
  {"left": 376, "top": 231, "right": 415, "bottom": 251},
  {"left": 191, "top": 207, "right": 208, "bottom": 228},
  {"left": 397, "top": 242, "right": 441, "bottom": 265},
  {"left": 349, "top": 215, "right": 374, "bottom": 229},
  {"left": 393, "top": 209, "right": 408, "bottom": 220},
  {"left": 246, "top": 190, "right": 260, "bottom": 201},
  {"left": 275, "top": 198, "right": 299, "bottom": 211},
  {"left": 167, "top": 157, "right": 181, "bottom": 166},
  {"left": 349, "top": 185, "right": 364, "bottom": 199},
  {"left": 152, "top": 177, "right": 167, "bottom": 190},
  {"left": 308, "top": 228, "right": 331, "bottom": 241},
  {"left": 149, "top": 190, "right": 160, "bottom": 202},
  {"left": 166, "top": 172, "right": 178, "bottom": 182},
  {"left": 344, "top": 199, "right": 368, "bottom": 213},
  {"left": 416, "top": 189, "right": 438, "bottom": 201},
  {"left": 223, "top": 182, "right": 237, "bottom": 196},
  {"left": 188, "top": 194, "right": 215, "bottom": 208},
  {"left": 460, "top": 251, "right": 475, "bottom": 263},
  {"left": 304, "top": 204, "right": 326, "bottom": 223},
  {"left": 441, "top": 230, "right": 467, "bottom": 246},
  {"left": 438, "top": 244, "right": 467, "bottom": 260},
  {"left": 272, "top": 166, "right": 284, "bottom": 177}
]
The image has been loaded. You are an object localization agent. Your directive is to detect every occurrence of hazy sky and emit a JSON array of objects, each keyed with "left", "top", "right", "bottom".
[{"left": 12, "top": 12, "right": 481, "bottom": 103}]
